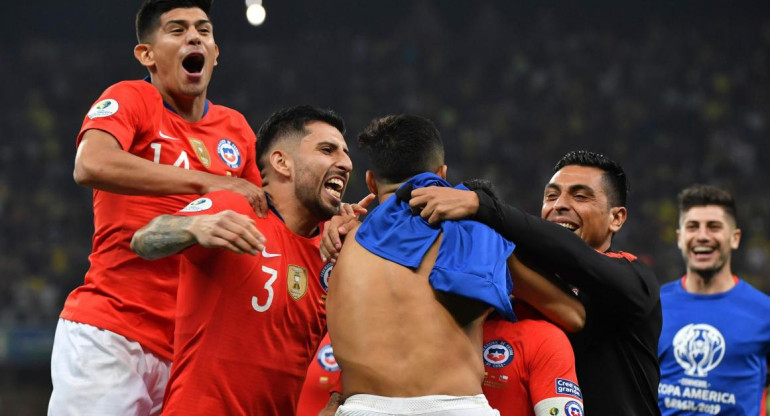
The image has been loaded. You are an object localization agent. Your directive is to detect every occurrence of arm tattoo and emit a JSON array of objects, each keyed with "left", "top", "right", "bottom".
[{"left": 131, "top": 215, "right": 197, "bottom": 260}]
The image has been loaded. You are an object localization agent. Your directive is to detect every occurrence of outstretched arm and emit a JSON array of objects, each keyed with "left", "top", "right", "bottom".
[
  {"left": 131, "top": 210, "right": 265, "bottom": 260},
  {"left": 319, "top": 193, "right": 375, "bottom": 263},
  {"left": 74, "top": 129, "right": 268, "bottom": 216},
  {"left": 508, "top": 254, "right": 585, "bottom": 333}
]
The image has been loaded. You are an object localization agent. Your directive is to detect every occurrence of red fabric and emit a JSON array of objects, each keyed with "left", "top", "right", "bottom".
[
  {"left": 600, "top": 250, "right": 638, "bottom": 261},
  {"left": 163, "top": 191, "right": 327, "bottom": 416},
  {"left": 482, "top": 305, "right": 582, "bottom": 416},
  {"left": 60, "top": 80, "right": 260, "bottom": 360},
  {"left": 296, "top": 333, "right": 342, "bottom": 416}
]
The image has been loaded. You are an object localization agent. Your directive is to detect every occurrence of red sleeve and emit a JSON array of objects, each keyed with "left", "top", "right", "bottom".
[
  {"left": 526, "top": 321, "right": 583, "bottom": 405},
  {"left": 77, "top": 81, "right": 151, "bottom": 150}
]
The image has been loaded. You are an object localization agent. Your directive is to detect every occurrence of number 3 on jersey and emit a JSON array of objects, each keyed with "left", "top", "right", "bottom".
[
  {"left": 252, "top": 266, "right": 278, "bottom": 312},
  {"left": 150, "top": 142, "right": 190, "bottom": 169}
]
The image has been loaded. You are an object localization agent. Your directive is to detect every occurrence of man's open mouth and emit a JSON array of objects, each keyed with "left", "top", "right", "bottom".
[{"left": 182, "top": 53, "right": 205, "bottom": 74}]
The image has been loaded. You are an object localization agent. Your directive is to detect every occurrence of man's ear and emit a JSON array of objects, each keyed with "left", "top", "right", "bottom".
[
  {"left": 269, "top": 150, "right": 292, "bottom": 179},
  {"left": 435, "top": 164, "right": 448, "bottom": 180},
  {"left": 365, "top": 171, "right": 378, "bottom": 195},
  {"left": 134, "top": 43, "right": 154, "bottom": 68},
  {"left": 730, "top": 227, "right": 742, "bottom": 250},
  {"left": 608, "top": 206, "right": 627, "bottom": 233},
  {"left": 213, "top": 43, "right": 219, "bottom": 66}
]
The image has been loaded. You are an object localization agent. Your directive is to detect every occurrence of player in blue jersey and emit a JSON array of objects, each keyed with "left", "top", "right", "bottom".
[{"left": 658, "top": 184, "right": 770, "bottom": 415}]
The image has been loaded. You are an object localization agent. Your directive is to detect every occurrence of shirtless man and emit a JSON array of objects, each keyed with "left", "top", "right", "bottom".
[{"left": 326, "top": 115, "right": 583, "bottom": 415}]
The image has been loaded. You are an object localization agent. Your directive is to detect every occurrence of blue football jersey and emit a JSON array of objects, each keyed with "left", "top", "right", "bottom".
[{"left": 658, "top": 278, "right": 770, "bottom": 415}]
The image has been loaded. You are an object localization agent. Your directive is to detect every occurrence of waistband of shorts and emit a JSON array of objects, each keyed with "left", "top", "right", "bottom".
[{"left": 343, "top": 394, "right": 490, "bottom": 413}]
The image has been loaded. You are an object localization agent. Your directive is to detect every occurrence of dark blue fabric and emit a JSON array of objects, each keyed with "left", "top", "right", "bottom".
[{"left": 355, "top": 172, "right": 516, "bottom": 320}]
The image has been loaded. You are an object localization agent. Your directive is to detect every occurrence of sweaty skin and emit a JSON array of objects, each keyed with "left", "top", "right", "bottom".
[{"left": 327, "top": 230, "right": 491, "bottom": 398}]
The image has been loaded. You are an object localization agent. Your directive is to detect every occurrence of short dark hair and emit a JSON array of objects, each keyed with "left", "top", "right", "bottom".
[
  {"left": 358, "top": 115, "right": 445, "bottom": 184},
  {"left": 256, "top": 105, "right": 346, "bottom": 173},
  {"left": 136, "top": 0, "right": 213, "bottom": 43},
  {"left": 554, "top": 150, "right": 628, "bottom": 207},
  {"left": 678, "top": 184, "right": 737, "bottom": 225}
]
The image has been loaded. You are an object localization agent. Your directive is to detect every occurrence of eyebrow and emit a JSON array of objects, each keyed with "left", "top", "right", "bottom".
[
  {"left": 318, "top": 140, "right": 349, "bottom": 155},
  {"left": 164, "top": 19, "right": 212, "bottom": 28},
  {"left": 545, "top": 183, "right": 595, "bottom": 194}
]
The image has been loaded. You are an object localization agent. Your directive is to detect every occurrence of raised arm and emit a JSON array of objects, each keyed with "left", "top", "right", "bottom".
[
  {"left": 410, "top": 185, "right": 659, "bottom": 317},
  {"left": 508, "top": 254, "right": 585, "bottom": 333},
  {"left": 74, "top": 129, "right": 267, "bottom": 215},
  {"left": 131, "top": 210, "right": 265, "bottom": 260}
]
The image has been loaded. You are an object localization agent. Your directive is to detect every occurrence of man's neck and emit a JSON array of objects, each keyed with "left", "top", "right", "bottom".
[
  {"left": 684, "top": 268, "right": 736, "bottom": 295},
  {"left": 265, "top": 187, "right": 321, "bottom": 238},
  {"left": 153, "top": 81, "right": 207, "bottom": 122}
]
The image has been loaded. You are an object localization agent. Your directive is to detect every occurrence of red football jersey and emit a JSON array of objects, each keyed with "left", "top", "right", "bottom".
[
  {"left": 297, "top": 333, "right": 342, "bottom": 416},
  {"left": 162, "top": 191, "right": 328, "bottom": 416},
  {"left": 482, "top": 304, "right": 584, "bottom": 416},
  {"left": 60, "top": 80, "right": 261, "bottom": 360}
]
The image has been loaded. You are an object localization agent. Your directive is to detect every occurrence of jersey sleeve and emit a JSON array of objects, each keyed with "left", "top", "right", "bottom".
[
  {"left": 473, "top": 189, "right": 660, "bottom": 318},
  {"left": 527, "top": 322, "right": 584, "bottom": 415},
  {"left": 77, "top": 81, "right": 150, "bottom": 151}
]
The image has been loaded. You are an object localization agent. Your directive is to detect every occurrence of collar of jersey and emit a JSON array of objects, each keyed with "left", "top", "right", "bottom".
[
  {"left": 143, "top": 76, "right": 210, "bottom": 118},
  {"left": 264, "top": 192, "right": 320, "bottom": 238}
]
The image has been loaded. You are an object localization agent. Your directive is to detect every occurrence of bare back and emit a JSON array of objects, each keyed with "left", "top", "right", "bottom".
[{"left": 326, "top": 229, "right": 491, "bottom": 398}]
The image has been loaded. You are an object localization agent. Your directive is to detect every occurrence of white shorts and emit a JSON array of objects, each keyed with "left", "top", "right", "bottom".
[
  {"left": 335, "top": 394, "right": 500, "bottom": 416},
  {"left": 48, "top": 318, "right": 171, "bottom": 416}
]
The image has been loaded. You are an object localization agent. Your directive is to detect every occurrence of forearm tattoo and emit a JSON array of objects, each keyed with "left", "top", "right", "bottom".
[{"left": 132, "top": 215, "right": 196, "bottom": 260}]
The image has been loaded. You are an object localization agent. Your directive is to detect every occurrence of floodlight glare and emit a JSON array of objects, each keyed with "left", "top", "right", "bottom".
[{"left": 246, "top": 4, "right": 266, "bottom": 26}]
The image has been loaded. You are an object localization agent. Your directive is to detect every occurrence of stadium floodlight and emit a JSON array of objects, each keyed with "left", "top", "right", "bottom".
[
  {"left": 245, "top": 0, "right": 262, "bottom": 5},
  {"left": 246, "top": 3, "right": 266, "bottom": 26}
]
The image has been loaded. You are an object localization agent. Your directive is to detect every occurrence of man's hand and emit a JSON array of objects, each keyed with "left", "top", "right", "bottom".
[
  {"left": 317, "top": 391, "right": 343, "bottom": 416},
  {"left": 408, "top": 187, "right": 480, "bottom": 224},
  {"left": 188, "top": 210, "right": 266, "bottom": 255},
  {"left": 205, "top": 176, "right": 268, "bottom": 218},
  {"left": 320, "top": 193, "right": 376, "bottom": 263}
]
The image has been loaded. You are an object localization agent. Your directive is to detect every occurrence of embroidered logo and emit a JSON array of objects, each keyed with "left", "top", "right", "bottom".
[
  {"left": 317, "top": 344, "right": 339, "bottom": 372},
  {"left": 565, "top": 401, "right": 583, "bottom": 416},
  {"left": 217, "top": 139, "right": 242, "bottom": 169},
  {"left": 319, "top": 263, "right": 334, "bottom": 292},
  {"left": 87, "top": 99, "right": 119, "bottom": 119},
  {"left": 287, "top": 264, "right": 308, "bottom": 301},
  {"left": 188, "top": 138, "right": 211, "bottom": 168},
  {"left": 180, "top": 197, "right": 212, "bottom": 212},
  {"left": 482, "top": 340, "right": 514, "bottom": 368}
]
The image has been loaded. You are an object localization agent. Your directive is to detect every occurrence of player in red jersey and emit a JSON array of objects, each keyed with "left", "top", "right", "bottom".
[
  {"left": 48, "top": 1, "right": 266, "bottom": 415},
  {"left": 297, "top": 333, "right": 344, "bottom": 416},
  {"left": 131, "top": 105, "right": 355, "bottom": 415},
  {"left": 482, "top": 301, "right": 583, "bottom": 416}
]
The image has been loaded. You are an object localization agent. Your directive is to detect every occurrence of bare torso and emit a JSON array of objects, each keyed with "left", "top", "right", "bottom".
[{"left": 326, "top": 229, "right": 491, "bottom": 398}]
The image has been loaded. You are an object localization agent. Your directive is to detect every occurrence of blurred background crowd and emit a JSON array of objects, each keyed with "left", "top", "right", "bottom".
[{"left": 1, "top": 0, "right": 768, "bottom": 413}]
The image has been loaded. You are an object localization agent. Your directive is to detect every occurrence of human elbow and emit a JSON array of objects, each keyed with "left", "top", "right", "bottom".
[
  {"left": 561, "top": 306, "right": 586, "bottom": 333},
  {"left": 130, "top": 231, "right": 156, "bottom": 261},
  {"left": 73, "top": 156, "right": 102, "bottom": 187}
]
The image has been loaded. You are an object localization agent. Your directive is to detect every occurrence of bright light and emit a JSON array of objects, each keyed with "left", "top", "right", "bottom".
[{"left": 246, "top": 4, "right": 266, "bottom": 26}]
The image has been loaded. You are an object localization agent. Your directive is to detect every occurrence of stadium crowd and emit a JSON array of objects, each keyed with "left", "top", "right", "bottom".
[{"left": 0, "top": 1, "right": 768, "bottom": 412}]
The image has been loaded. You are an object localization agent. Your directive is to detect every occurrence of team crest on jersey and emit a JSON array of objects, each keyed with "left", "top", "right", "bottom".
[
  {"left": 87, "top": 99, "right": 119, "bottom": 119},
  {"left": 564, "top": 401, "right": 583, "bottom": 416},
  {"left": 180, "top": 197, "right": 213, "bottom": 212},
  {"left": 319, "top": 263, "right": 334, "bottom": 292},
  {"left": 483, "top": 340, "right": 514, "bottom": 368},
  {"left": 673, "top": 323, "right": 726, "bottom": 377},
  {"left": 287, "top": 264, "right": 308, "bottom": 301},
  {"left": 188, "top": 138, "right": 211, "bottom": 168},
  {"left": 317, "top": 344, "right": 340, "bottom": 372},
  {"left": 217, "top": 139, "right": 242, "bottom": 169}
]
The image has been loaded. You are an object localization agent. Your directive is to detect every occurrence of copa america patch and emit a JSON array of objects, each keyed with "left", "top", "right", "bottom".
[
  {"left": 564, "top": 401, "right": 583, "bottom": 416},
  {"left": 483, "top": 340, "right": 514, "bottom": 368},
  {"left": 555, "top": 378, "right": 582, "bottom": 399},
  {"left": 319, "top": 263, "right": 334, "bottom": 292},
  {"left": 87, "top": 99, "right": 119, "bottom": 119},
  {"left": 216, "top": 139, "right": 242, "bottom": 169},
  {"left": 316, "top": 344, "right": 340, "bottom": 372},
  {"left": 180, "top": 197, "right": 213, "bottom": 212}
]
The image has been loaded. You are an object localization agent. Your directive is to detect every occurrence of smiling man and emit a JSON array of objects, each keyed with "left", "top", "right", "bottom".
[
  {"left": 131, "top": 105, "right": 353, "bottom": 415},
  {"left": 657, "top": 185, "right": 770, "bottom": 415},
  {"left": 48, "top": 1, "right": 265, "bottom": 415},
  {"left": 404, "top": 150, "right": 662, "bottom": 415}
]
